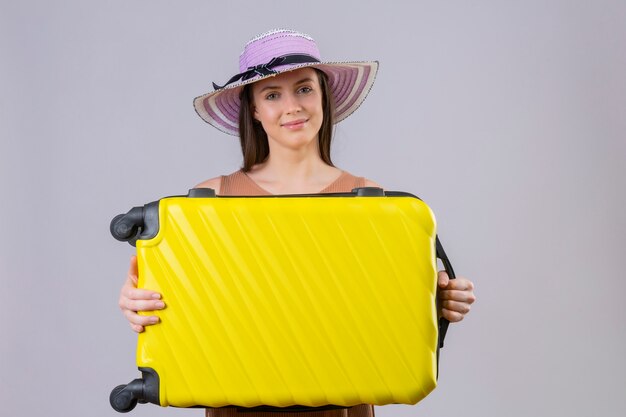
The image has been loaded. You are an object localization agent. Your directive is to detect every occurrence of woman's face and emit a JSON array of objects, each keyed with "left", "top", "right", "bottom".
[{"left": 251, "top": 67, "right": 324, "bottom": 152}]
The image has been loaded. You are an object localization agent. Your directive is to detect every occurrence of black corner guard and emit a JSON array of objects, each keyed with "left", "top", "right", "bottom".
[
  {"left": 110, "top": 368, "right": 160, "bottom": 413},
  {"left": 187, "top": 187, "right": 216, "bottom": 198},
  {"left": 352, "top": 187, "right": 385, "bottom": 196}
]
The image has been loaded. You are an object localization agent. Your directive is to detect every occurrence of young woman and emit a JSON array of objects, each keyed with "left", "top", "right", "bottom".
[{"left": 118, "top": 29, "right": 476, "bottom": 417}]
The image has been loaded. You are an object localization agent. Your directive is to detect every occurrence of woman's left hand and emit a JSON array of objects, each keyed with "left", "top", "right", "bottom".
[{"left": 437, "top": 271, "right": 476, "bottom": 322}]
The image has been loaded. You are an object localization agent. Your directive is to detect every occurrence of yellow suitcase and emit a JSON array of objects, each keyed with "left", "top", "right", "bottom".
[{"left": 109, "top": 187, "right": 456, "bottom": 412}]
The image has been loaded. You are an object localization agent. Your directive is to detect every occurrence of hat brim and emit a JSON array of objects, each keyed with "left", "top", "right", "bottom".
[{"left": 193, "top": 61, "right": 379, "bottom": 136}]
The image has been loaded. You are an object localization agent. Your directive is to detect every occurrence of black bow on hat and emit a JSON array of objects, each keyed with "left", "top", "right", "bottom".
[{"left": 212, "top": 54, "right": 321, "bottom": 90}]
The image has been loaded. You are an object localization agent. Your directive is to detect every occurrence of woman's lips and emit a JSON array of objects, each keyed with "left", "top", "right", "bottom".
[{"left": 281, "top": 119, "right": 308, "bottom": 129}]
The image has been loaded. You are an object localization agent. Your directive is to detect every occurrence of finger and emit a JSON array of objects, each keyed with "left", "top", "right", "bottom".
[
  {"left": 130, "top": 323, "right": 145, "bottom": 333},
  {"left": 444, "top": 277, "right": 475, "bottom": 291},
  {"left": 128, "top": 256, "right": 138, "bottom": 284},
  {"left": 437, "top": 270, "right": 449, "bottom": 288},
  {"left": 441, "top": 300, "right": 472, "bottom": 315},
  {"left": 119, "top": 297, "right": 165, "bottom": 312},
  {"left": 122, "top": 286, "right": 162, "bottom": 301},
  {"left": 123, "top": 309, "right": 161, "bottom": 326},
  {"left": 441, "top": 308, "right": 464, "bottom": 323},
  {"left": 438, "top": 289, "right": 476, "bottom": 303}
]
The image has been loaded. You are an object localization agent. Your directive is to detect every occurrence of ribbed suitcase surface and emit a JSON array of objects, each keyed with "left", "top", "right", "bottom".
[{"left": 127, "top": 193, "right": 439, "bottom": 409}]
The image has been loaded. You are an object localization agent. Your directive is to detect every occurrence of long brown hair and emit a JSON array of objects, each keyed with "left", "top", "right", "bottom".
[{"left": 238, "top": 68, "right": 335, "bottom": 172}]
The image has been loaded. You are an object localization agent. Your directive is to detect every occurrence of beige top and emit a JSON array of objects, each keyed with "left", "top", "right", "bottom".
[
  {"left": 206, "top": 169, "right": 374, "bottom": 417},
  {"left": 207, "top": 406, "right": 374, "bottom": 417},
  {"left": 219, "top": 169, "right": 367, "bottom": 196}
]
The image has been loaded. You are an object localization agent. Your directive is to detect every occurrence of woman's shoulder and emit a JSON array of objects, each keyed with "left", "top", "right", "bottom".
[
  {"left": 194, "top": 176, "right": 222, "bottom": 193},
  {"left": 362, "top": 178, "right": 382, "bottom": 188},
  {"left": 194, "top": 170, "right": 249, "bottom": 195},
  {"left": 322, "top": 167, "right": 383, "bottom": 193},
  {"left": 340, "top": 169, "right": 382, "bottom": 189}
]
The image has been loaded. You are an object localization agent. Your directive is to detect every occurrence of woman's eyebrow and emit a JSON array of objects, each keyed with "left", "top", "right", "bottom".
[
  {"left": 258, "top": 78, "right": 314, "bottom": 93},
  {"left": 294, "top": 77, "right": 314, "bottom": 85},
  {"left": 258, "top": 84, "right": 280, "bottom": 93}
]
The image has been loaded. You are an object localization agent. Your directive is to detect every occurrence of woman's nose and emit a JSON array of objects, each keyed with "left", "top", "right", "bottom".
[{"left": 284, "top": 93, "right": 302, "bottom": 114}]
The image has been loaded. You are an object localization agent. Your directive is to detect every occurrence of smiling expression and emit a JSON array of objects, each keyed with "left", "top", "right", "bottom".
[{"left": 251, "top": 67, "right": 324, "bottom": 152}]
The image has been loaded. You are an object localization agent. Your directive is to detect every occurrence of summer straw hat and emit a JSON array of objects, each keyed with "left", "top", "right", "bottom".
[{"left": 193, "top": 29, "right": 379, "bottom": 136}]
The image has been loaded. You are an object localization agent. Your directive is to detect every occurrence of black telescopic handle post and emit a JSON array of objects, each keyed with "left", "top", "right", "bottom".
[{"left": 436, "top": 236, "right": 456, "bottom": 348}]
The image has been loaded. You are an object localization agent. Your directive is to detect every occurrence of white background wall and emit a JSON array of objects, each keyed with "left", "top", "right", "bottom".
[{"left": 1, "top": 1, "right": 624, "bottom": 416}]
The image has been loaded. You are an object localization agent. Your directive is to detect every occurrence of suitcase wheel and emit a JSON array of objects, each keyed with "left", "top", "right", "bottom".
[
  {"left": 110, "top": 384, "right": 138, "bottom": 413},
  {"left": 110, "top": 210, "right": 142, "bottom": 243}
]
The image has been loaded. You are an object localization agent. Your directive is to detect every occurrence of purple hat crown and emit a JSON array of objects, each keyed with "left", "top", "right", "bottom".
[{"left": 239, "top": 29, "right": 321, "bottom": 72}]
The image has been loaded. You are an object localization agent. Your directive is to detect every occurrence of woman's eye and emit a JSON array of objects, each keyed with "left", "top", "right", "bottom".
[
  {"left": 298, "top": 86, "right": 312, "bottom": 94},
  {"left": 265, "top": 92, "right": 279, "bottom": 100}
]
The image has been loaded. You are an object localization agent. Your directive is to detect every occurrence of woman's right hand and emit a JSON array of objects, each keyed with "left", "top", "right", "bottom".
[{"left": 119, "top": 256, "right": 165, "bottom": 333}]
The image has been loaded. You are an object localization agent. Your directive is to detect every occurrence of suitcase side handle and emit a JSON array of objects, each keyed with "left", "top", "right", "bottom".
[{"left": 436, "top": 236, "right": 456, "bottom": 348}]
